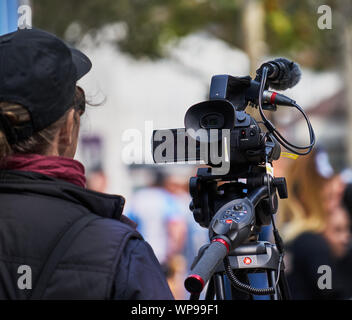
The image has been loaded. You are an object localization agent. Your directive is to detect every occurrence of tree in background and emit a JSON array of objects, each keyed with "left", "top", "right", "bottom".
[{"left": 32, "top": 0, "right": 341, "bottom": 69}]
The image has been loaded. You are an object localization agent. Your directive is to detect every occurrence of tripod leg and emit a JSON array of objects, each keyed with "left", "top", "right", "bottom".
[
  {"left": 229, "top": 270, "right": 252, "bottom": 300},
  {"left": 278, "top": 270, "right": 291, "bottom": 300},
  {"left": 267, "top": 270, "right": 279, "bottom": 300},
  {"left": 214, "top": 274, "right": 225, "bottom": 300},
  {"left": 205, "top": 276, "right": 215, "bottom": 300}
]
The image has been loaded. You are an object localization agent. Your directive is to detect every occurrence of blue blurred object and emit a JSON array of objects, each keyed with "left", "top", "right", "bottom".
[
  {"left": 0, "top": 0, "right": 18, "bottom": 35},
  {"left": 249, "top": 225, "right": 272, "bottom": 300},
  {"left": 222, "top": 273, "right": 271, "bottom": 300},
  {"left": 248, "top": 273, "right": 270, "bottom": 300}
]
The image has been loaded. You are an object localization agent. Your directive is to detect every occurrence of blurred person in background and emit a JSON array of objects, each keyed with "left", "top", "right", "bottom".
[
  {"left": 86, "top": 168, "right": 108, "bottom": 193},
  {"left": 163, "top": 168, "right": 209, "bottom": 299},
  {"left": 340, "top": 182, "right": 352, "bottom": 297},
  {"left": 343, "top": 180, "right": 352, "bottom": 232},
  {"left": 127, "top": 166, "right": 209, "bottom": 299},
  {"left": 324, "top": 206, "right": 351, "bottom": 298},
  {"left": 278, "top": 147, "right": 351, "bottom": 299},
  {"left": 126, "top": 169, "right": 188, "bottom": 299},
  {"left": 79, "top": 135, "right": 109, "bottom": 193},
  {"left": 0, "top": 28, "right": 173, "bottom": 300}
]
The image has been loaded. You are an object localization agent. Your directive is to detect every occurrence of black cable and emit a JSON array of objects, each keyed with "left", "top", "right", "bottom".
[
  {"left": 272, "top": 103, "right": 315, "bottom": 150},
  {"left": 271, "top": 103, "right": 315, "bottom": 155},
  {"left": 258, "top": 67, "right": 315, "bottom": 156},
  {"left": 223, "top": 256, "right": 275, "bottom": 295}
]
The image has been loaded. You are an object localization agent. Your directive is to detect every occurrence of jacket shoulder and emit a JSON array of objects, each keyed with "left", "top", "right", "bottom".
[{"left": 60, "top": 215, "right": 143, "bottom": 270}]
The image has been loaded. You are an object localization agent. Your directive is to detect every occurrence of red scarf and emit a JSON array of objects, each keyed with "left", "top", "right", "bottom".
[{"left": 0, "top": 154, "right": 86, "bottom": 188}]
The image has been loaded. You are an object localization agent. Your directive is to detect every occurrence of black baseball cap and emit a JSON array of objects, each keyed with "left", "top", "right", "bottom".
[{"left": 0, "top": 28, "right": 92, "bottom": 143}]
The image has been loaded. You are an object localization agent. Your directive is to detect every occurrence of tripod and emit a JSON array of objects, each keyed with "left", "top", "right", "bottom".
[
  {"left": 204, "top": 241, "right": 291, "bottom": 300},
  {"left": 184, "top": 166, "right": 291, "bottom": 300}
]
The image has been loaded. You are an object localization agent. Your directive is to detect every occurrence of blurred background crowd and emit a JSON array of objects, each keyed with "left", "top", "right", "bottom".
[{"left": 2, "top": 0, "right": 352, "bottom": 299}]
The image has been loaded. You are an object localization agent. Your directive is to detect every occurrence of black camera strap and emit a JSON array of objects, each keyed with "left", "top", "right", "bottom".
[{"left": 29, "top": 214, "right": 100, "bottom": 300}]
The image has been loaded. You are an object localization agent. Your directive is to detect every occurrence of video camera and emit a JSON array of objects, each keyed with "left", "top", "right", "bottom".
[
  {"left": 151, "top": 58, "right": 315, "bottom": 299},
  {"left": 152, "top": 58, "right": 312, "bottom": 173}
]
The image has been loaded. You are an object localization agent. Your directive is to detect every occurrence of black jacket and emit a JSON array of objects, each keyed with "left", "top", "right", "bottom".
[
  {"left": 0, "top": 170, "right": 174, "bottom": 300},
  {"left": 286, "top": 232, "right": 346, "bottom": 300}
]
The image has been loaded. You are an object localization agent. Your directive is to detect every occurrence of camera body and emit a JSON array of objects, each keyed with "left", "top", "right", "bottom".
[{"left": 152, "top": 75, "right": 280, "bottom": 169}]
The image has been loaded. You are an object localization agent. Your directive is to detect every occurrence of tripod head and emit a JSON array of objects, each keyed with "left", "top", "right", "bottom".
[
  {"left": 190, "top": 166, "right": 288, "bottom": 242},
  {"left": 184, "top": 164, "right": 288, "bottom": 294}
]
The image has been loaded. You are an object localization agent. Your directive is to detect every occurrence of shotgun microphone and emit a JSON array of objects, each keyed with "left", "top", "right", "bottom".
[{"left": 257, "top": 57, "right": 301, "bottom": 91}]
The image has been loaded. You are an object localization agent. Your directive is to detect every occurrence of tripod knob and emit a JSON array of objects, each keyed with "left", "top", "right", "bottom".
[
  {"left": 189, "top": 201, "right": 194, "bottom": 211},
  {"left": 193, "top": 209, "right": 203, "bottom": 224},
  {"left": 274, "top": 177, "right": 288, "bottom": 199}
]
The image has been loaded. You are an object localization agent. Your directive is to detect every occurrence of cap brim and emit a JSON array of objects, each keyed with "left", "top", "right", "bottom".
[{"left": 70, "top": 48, "right": 92, "bottom": 80}]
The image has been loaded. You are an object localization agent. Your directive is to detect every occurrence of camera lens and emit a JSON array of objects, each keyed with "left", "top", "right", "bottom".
[{"left": 200, "top": 113, "right": 224, "bottom": 129}]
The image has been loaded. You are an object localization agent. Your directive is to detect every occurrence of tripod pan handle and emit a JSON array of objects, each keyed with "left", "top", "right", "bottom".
[{"left": 184, "top": 238, "right": 229, "bottom": 294}]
